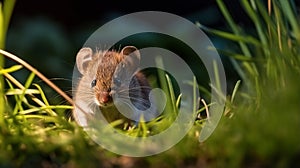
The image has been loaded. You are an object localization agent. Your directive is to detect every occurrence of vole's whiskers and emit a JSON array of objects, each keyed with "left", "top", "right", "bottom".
[
  {"left": 119, "top": 98, "right": 142, "bottom": 109},
  {"left": 117, "top": 94, "right": 149, "bottom": 102},
  {"left": 117, "top": 91, "right": 148, "bottom": 98},
  {"left": 117, "top": 94, "right": 151, "bottom": 110},
  {"left": 116, "top": 86, "right": 151, "bottom": 94}
]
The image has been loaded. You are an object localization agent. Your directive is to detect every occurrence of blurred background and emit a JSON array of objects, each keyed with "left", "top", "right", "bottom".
[{"left": 6, "top": 0, "right": 247, "bottom": 96}]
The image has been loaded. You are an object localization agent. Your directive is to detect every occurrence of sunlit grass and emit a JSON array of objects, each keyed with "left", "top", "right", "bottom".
[
  {"left": 199, "top": 0, "right": 300, "bottom": 167},
  {"left": 0, "top": 48, "right": 208, "bottom": 167},
  {"left": 0, "top": 0, "right": 299, "bottom": 167}
]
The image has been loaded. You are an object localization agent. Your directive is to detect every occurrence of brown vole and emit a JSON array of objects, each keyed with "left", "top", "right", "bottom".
[{"left": 73, "top": 46, "right": 158, "bottom": 126}]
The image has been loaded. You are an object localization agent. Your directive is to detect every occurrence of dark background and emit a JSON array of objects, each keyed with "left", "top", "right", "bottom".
[{"left": 5, "top": 0, "right": 246, "bottom": 96}]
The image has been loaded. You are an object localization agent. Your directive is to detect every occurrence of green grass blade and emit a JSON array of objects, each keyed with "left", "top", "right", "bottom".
[
  {"left": 32, "top": 83, "right": 58, "bottom": 116},
  {"left": 192, "top": 76, "right": 197, "bottom": 117},
  {"left": 197, "top": 23, "right": 261, "bottom": 46},
  {"left": 216, "top": 0, "right": 259, "bottom": 89},
  {"left": 0, "top": 3, "right": 4, "bottom": 124},
  {"left": 3, "top": 0, "right": 16, "bottom": 33},
  {"left": 216, "top": 49, "right": 255, "bottom": 62},
  {"left": 15, "top": 114, "right": 61, "bottom": 123},
  {"left": 12, "top": 72, "right": 36, "bottom": 114},
  {"left": 197, "top": 103, "right": 214, "bottom": 114},
  {"left": 230, "top": 80, "right": 241, "bottom": 103},
  {"left": 19, "top": 105, "right": 73, "bottom": 115},
  {"left": 155, "top": 56, "right": 174, "bottom": 119},
  {"left": 0, "top": 3, "right": 4, "bottom": 48},
  {"left": 279, "top": 0, "right": 300, "bottom": 41},
  {"left": 33, "top": 84, "right": 50, "bottom": 106},
  {"left": 6, "top": 88, "right": 40, "bottom": 95},
  {"left": 176, "top": 93, "right": 182, "bottom": 109},
  {"left": 165, "top": 74, "right": 176, "bottom": 112},
  {"left": 273, "top": 1, "right": 286, "bottom": 52},
  {"left": 0, "top": 65, "right": 22, "bottom": 74},
  {"left": 213, "top": 60, "right": 221, "bottom": 94},
  {"left": 211, "top": 60, "right": 226, "bottom": 102},
  {"left": 5, "top": 79, "right": 22, "bottom": 113},
  {"left": 138, "top": 116, "right": 148, "bottom": 137},
  {"left": 242, "top": 0, "right": 270, "bottom": 59},
  {"left": 216, "top": 0, "right": 240, "bottom": 36},
  {"left": 24, "top": 72, "right": 36, "bottom": 90}
]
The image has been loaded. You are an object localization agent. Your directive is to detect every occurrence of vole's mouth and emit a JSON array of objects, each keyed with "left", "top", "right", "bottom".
[
  {"left": 94, "top": 98, "right": 114, "bottom": 107},
  {"left": 95, "top": 91, "right": 114, "bottom": 107},
  {"left": 99, "top": 102, "right": 114, "bottom": 107}
]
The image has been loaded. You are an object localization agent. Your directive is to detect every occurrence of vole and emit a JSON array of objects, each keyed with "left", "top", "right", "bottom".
[{"left": 73, "top": 46, "right": 158, "bottom": 127}]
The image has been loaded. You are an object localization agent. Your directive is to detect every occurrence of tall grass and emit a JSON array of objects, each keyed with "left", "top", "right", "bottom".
[
  {"left": 199, "top": 0, "right": 300, "bottom": 167},
  {"left": 0, "top": 0, "right": 16, "bottom": 125},
  {"left": 201, "top": 0, "right": 300, "bottom": 98}
]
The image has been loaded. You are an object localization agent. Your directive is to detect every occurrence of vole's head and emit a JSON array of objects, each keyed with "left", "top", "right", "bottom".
[{"left": 76, "top": 46, "right": 140, "bottom": 107}]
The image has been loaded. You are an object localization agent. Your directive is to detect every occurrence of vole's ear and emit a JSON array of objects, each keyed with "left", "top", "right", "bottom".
[
  {"left": 115, "top": 46, "right": 141, "bottom": 79},
  {"left": 121, "top": 46, "right": 141, "bottom": 63},
  {"left": 76, "top": 47, "right": 93, "bottom": 74}
]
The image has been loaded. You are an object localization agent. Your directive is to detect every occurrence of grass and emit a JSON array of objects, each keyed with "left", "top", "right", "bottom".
[
  {"left": 0, "top": 49, "right": 203, "bottom": 166},
  {"left": 199, "top": 0, "right": 300, "bottom": 167},
  {"left": 0, "top": 0, "right": 16, "bottom": 127},
  {"left": 0, "top": 0, "right": 300, "bottom": 167}
]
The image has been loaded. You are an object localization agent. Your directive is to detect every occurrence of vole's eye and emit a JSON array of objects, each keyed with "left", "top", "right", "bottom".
[
  {"left": 114, "top": 78, "right": 121, "bottom": 87},
  {"left": 121, "top": 62, "right": 125, "bottom": 68},
  {"left": 91, "top": 79, "right": 97, "bottom": 88}
]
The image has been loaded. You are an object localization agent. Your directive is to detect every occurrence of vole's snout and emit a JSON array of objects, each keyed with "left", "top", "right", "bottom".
[{"left": 96, "top": 91, "right": 112, "bottom": 106}]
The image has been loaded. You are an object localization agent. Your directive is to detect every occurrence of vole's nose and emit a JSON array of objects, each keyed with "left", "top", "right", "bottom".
[
  {"left": 97, "top": 91, "right": 111, "bottom": 105},
  {"left": 100, "top": 94, "right": 109, "bottom": 103}
]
